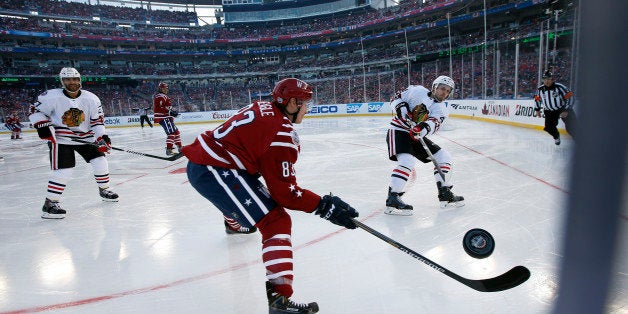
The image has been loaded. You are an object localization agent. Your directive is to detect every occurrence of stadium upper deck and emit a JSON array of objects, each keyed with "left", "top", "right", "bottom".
[{"left": 0, "top": 0, "right": 576, "bottom": 118}]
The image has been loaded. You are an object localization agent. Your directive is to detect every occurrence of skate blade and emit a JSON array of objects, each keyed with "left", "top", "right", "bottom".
[
  {"left": 384, "top": 207, "right": 413, "bottom": 216},
  {"left": 101, "top": 198, "right": 119, "bottom": 202},
  {"left": 440, "top": 200, "right": 465, "bottom": 209},
  {"left": 41, "top": 212, "right": 65, "bottom": 219},
  {"left": 225, "top": 228, "right": 257, "bottom": 235}
]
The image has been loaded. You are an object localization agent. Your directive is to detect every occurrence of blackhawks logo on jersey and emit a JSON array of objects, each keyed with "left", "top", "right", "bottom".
[{"left": 62, "top": 108, "right": 86, "bottom": 127}]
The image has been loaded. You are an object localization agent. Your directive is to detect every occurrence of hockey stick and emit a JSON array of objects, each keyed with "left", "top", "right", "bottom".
[
  {"left": 71, "top": 139, "right": 185, "bottom": 161},
  {"left": 417, "top": 136, "right": 446, "bottom": 182},
  {"left": 352, "top": 218, "right": 531, "bottom": 292}
]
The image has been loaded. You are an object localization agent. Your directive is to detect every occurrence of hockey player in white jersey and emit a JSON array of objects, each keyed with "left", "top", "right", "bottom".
[
  {"left": 29, "top": 67, "right": 118, "bottom": 219},
  {"left": 385, "top": 75, "right": 464, "bottom": 215}
]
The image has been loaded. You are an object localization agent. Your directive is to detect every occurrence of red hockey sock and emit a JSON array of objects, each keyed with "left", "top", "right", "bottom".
[
  {"left": 257, "top": 208, "right": 294, "bottom": 297},
  {"left": 262, "top": 234, "right": 294, "bottom": 297}
]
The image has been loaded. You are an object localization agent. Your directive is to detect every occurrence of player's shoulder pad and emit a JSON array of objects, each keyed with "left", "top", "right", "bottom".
[
  {"left": 38, "top": 88, "right": 62, "bottom": 100},
  {"left": 80, "top": 89, "right": 99, "bottom": 99}
]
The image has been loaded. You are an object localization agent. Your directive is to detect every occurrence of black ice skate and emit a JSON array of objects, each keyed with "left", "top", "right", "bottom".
[
  {"left": 224, "top": 220, "right": 257, "bottom": 235},
  {"left": 554, "top": 137, "right": 561, "bottom": 145},
  {"left": 384, "top": 187, "right": 413, "bottom": 216},
  {"left": 99, "top": 187, "right": 119, "bottom": 202},
  {"left": 266, "top": 281, "right": 319, "bottom": 314},
  {"left": 41, "top": 198, "right": 66, "bottom": 219},
  {"left": 437, "top": 182, "right": 465, "bottom": 208},
  {"left": 166, "top": 147, "right": 175, "bottom": 156}
]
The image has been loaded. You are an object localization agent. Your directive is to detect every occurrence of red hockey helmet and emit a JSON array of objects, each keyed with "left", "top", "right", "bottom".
[{"left": 272, "top": 78, "right": 312, "bottom": 106}]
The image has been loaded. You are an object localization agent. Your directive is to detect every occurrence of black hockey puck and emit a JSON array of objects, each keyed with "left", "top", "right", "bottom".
[{"left": 463, "top": 228, "right": 495, "bottom": 259}]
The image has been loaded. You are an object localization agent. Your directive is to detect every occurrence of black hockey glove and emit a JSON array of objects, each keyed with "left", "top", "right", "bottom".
[
  {"left": 34, "top": 121, "right": 56, "bottom": 143},
  {"left": 315, "top": 194, "right": 359, "bottom": 229},
  {"left": 394, "top": 102, "right": 413, "bottom": 128},
  {"left": 169, "top": 109, "right": 179, "bottom": 117}
]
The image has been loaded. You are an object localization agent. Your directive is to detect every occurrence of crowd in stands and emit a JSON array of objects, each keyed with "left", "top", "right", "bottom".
[
  {"left": 1, "top": 0, "right": 576, "bottom": 122},
  {"left": 1, "top": 43, "right": 573, "bottom": 123},
  {"left": 1, "top": 0, "right": 489, "bottom": 43},
  {"left": 0, "top": 0, "right": 196, "bottom": 24}
]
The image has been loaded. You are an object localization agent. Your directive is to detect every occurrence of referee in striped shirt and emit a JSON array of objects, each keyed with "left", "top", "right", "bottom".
[{"left": 534, "top": 70, "right": 578, "bottom": 145}]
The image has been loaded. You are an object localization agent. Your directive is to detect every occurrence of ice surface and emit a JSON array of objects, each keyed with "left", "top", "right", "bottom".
[{"left": 0, "top": 116, "right": 625, "bottom": 314}]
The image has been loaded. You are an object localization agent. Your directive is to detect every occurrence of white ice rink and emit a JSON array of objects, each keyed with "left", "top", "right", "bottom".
[{"left": 0, "top": 116, "right": 625, "bottom": 314}]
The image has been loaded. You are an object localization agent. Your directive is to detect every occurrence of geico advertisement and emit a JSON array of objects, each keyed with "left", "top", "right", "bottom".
[
  {"left": 308, "top": 103, "right": 391, "bottom": 115},
  {"left": 307, "top": 104, "right": 340, "bottom": 115}
]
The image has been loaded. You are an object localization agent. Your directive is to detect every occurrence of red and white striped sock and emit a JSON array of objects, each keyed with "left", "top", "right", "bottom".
[{"left": 262, "top": 234, "right": 294, "bottom": 297}]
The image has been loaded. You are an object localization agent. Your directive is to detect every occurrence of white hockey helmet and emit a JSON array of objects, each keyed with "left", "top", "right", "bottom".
[
  {"left": 59, "top": 67, "right": 81, "bottom": 90},
  {"left": 432, "top": 75, "right": 455, "bottom": 100}
]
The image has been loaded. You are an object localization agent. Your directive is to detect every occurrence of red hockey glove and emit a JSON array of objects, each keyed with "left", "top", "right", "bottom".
[
  {"left": 95, "top": 135, "right": 112, "bottom": 153},
  {"left": 33, "top": 121, "right": 56, "bottom": 143},
  {"left": 410, "top": 122, "right": 430, "bottom": 140}
]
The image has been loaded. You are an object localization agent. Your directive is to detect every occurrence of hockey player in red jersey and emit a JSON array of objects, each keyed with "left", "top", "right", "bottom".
[
  {"left": 153, "top": 82, "right": 182, "bottom": 156},
  {"left": 29, "top": 67, "right": 118, "bottom": 219},
  {"left": 5, "top": 111, "right": 24, "bottom": 139},
  {"left": 182, "top": 78, "right": 359, "bottom": 314}
]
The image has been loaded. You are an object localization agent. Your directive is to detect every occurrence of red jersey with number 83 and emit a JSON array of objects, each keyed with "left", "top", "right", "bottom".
[{"left": 181, "top": 101, "right": 320, "bottom": 212}]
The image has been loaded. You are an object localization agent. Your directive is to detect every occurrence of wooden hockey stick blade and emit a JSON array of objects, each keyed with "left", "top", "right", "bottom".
[
  {"left": 352, "top": 219, "right": 530, "bottom": 292},
  {"left": 72, "top": 139, "right": 185, "bottom": 161}
]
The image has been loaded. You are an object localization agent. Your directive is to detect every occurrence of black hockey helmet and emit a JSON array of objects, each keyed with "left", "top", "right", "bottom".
[{"left": 542, "top": 70, "right": 553, "bottom": 79}]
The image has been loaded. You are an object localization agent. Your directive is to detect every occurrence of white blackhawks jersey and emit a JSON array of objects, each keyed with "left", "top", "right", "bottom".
[
  {"left": 389, "top": 85, "right": 448, "bottom": 136},
  {"left": 29, "top": 88, "right": 106, "bottom": 145}
]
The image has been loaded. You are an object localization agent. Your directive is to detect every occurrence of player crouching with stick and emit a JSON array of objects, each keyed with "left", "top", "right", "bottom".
[{"left": 181, "top": 78, "right": 359, "bottom": 314}]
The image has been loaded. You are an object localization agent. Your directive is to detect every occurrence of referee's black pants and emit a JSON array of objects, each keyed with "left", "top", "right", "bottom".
[
  {"left": 543, "top": 109, "right": 577, "bottom": 139},
  {"left": 140, "top": 115, "right": 153, "bottom": 128}
]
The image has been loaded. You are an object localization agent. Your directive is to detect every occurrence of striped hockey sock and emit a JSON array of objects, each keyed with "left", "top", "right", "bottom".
[{"left": 262, "top": 234, "right": 294, "bottom": 297}]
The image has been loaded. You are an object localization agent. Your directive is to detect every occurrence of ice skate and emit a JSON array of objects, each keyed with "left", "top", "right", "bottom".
[
  {"left": 41, "top": 198, "right": 66, "bottom": 219},
  {"left": 99, "top": 187, "right": 119, "bottom": 202},
  {"left": 554, "top": 137, "right": 561, "bottom": 145},
  {"left": 166, "top": 147, "right": 175, "bottom": 156},
  {"left": 384, "top": 187, "right": 413, "bottom": 216},
  {"left": 224, "top": 220, "right": 257, "bottom": 235},
  {"left": 266, "top": 281, "right": 319, "bottom": 314},
  {"left": 437, "top": 182, "right": 464, "bottom": 208}
]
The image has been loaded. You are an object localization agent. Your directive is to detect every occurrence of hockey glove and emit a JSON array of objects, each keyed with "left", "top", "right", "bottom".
[
  {"left": 315, "top": 194, "right": 359, "bottom": 229},
  {"left": 34, "top": 121, "right": 56, "bottom": 143},
  {"left": 170, "top": 110, "right": 179, "bottom": 117},
  {"left": 394, "top": 102, "right": 414, "bottom": 128},
  {"left": 410, "top": 122, "right": 430, "bottom": 140},
  {"left": 95, "top": 135, "right": 112, "bottom": 153}
]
